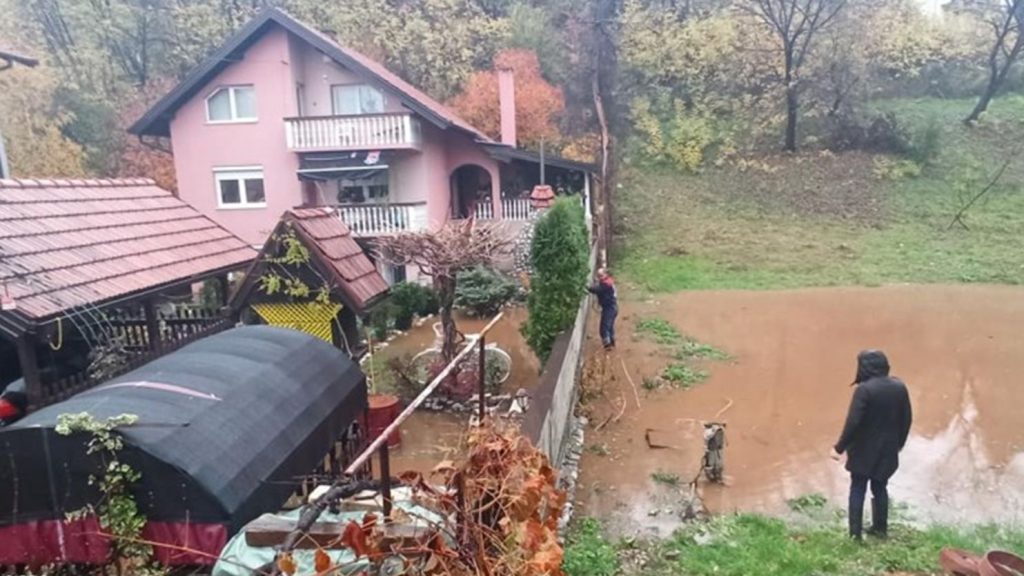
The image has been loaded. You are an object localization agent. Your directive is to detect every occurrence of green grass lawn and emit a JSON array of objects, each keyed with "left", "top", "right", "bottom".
[
  {"left": 615, "top": 96, "right": 1024, "bottom": 293},
  {"left": 565, "top": 514, "right": 1024, "bottom": 576}
]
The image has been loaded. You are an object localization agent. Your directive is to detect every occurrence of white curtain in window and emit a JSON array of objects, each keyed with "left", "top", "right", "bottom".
[
  {"left": 207, "top": 89, "right": 232, "bottom": 121},
  {"left": 332, "top": 85, "right": 384, "bottom": 115},
  {"left": 234, "top": 87, "right": 257, "bottom": 119}
]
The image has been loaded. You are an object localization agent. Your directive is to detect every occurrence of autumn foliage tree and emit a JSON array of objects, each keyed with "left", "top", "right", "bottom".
[{"left": 450, "top": 49, "right": 566, "bottom": 149}]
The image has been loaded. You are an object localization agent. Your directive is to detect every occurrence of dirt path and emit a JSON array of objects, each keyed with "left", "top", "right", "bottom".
[{"left": 577, "top": 285, "right": 1024, "bottom": 537}]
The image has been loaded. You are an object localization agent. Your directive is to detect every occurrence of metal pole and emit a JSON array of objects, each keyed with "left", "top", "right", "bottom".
[
  {"left": 478, "top": 335, "right": 486, "bottom": 423},
  {"left": 539, "top": 138, "right": 546, "bottom": 185},
  {"left": 344, "top": 312, "right": 505, "bottom": 475},
  {"left": 379, "top": 442, "right": 392, "bottom": 520}
]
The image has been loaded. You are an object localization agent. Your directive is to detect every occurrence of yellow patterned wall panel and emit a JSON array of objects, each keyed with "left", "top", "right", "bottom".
[{"left": 251, "top": 302, "right": 342, "bottom": 343}]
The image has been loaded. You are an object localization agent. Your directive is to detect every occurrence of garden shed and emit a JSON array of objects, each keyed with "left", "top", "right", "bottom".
[
  {"left": 229, "top": 208, "right": 389, "bottom": 356},
  {"left": 0, "top": 325, "right": 368, "bottom": 566}
]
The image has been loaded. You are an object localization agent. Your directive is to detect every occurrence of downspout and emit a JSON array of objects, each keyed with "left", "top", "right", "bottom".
[{"left": 0, "top": 131, "right": 10, "bottom": 179}]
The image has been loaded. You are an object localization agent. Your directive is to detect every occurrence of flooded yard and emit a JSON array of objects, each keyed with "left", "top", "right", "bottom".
[
  {"left": 372, "top": 307, "right": 540, "bottom": 474},
  {"left": 577, "top": 285, "right": 1024, "bottom": 537}
]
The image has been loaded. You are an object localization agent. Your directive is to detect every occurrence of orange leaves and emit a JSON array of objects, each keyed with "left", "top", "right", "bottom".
[
  {"left": 314, "top": 549, "right": 332, "bottom": 574},
  {"left": 445, "top": 422, "right": 567, "bottom": 576},
  {"left": 449, "top": 49, "right": 565, "bottom": 150},
  {"left": 340, "top": 520, "right": 371, "bottom": 559},
  {"left": 277, "top": 552, "right": 297, "bottom": 575}
]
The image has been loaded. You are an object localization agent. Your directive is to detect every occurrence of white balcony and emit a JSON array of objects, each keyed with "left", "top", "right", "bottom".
[
  {"left": 286, "top": 113, "right": 422, "bottom": 151},
  {"left": 334, "top": 202, "right": 428, "bottom": 237},
  {"left": 474, "top": 197, "right": 534, "bottom": 221}
]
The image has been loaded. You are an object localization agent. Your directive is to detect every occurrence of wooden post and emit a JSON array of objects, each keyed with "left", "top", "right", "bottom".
[
  {"left": 216, "top": 274, "right": 230, "bottom": 307},
  {"left": 15, "top": 335, "right": 42, "bottom": 409},
  {"left": 379, "top": 442, "right": 392, "bottom": 520},
  {"left": 143, "top": 299, "right": 161, "bottom": 352},
  {"left": 478, "top": 335, "right": 486, "bottom": 423}
]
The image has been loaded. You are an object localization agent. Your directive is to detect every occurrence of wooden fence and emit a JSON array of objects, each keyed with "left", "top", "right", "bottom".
[{"left": 40, "top": 311, "right": 233, "bottom": 405}]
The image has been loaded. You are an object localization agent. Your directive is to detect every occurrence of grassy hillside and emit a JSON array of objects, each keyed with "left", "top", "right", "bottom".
[
  {"left": 614, "top": 97, "right": 1024, "bottom": 293},
  {"left": 565, "top": 513, "right": 1024, "bottom": 576}
]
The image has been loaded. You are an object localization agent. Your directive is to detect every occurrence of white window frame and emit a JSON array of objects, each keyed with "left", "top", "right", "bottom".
[
  {"left": 205, "top": 85, "right": 257, "bottom": 123},
  {"left": 214, "top": 166, "right": 266, "bottom": 209},
  {"left": 330, "top": 83, "right": 386, "bottom": 115}
]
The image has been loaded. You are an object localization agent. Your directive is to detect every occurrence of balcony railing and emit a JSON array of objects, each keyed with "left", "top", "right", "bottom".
[
  {"left": 285, "top": 113, "right": 422, "bottom": 151},
  {"left": 334, "top": 202, "right": 428, "bottom": 237},
  {"left": 473, "top": 198, "right": 533, "bottom": 221}
]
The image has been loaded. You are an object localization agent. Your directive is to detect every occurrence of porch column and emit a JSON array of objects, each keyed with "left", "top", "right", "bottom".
[
  {"left": 490, "top": 167, "right": 502, "bottom": 220},
  {"left": 584, "top": 173, "right": 593, "bottom": 237},
  {"left": 15, "top": 335, "right": 42, "bottom": 409},
  {"left": 144, "top": 299, "right": 162, "bottom": 353},
  {"left": 216, "top": 274, "right": 230, "bottom": 307}
]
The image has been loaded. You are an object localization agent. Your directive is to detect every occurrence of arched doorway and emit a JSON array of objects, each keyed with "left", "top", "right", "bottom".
[{"left": 450, "top": 164, "right": 493, "bottom": 219}]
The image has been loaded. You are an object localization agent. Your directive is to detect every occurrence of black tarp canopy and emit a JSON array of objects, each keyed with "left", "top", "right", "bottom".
[{"left": 0, "top": 326, "right": 368, "bottom": 533}]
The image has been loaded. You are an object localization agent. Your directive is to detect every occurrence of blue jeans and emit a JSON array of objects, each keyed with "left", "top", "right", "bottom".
[
  {"left": 600, "top": 306, "right": 617, "bottom": 347},
  {"left": 849, "top": 473, "right": 888, "bottom": 537}
]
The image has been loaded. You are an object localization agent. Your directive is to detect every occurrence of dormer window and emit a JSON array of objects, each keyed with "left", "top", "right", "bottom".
[
  {"left": 331, "top": 84, "right": 384, "bottom": 115},
  {"left": 206, "top": 86, "right": 257, "bottom": 122}
]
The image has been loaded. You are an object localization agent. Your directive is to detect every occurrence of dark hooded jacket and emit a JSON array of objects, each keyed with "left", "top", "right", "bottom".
[{"left": 834, "top": 350, "right": 913, "bottom": 480}]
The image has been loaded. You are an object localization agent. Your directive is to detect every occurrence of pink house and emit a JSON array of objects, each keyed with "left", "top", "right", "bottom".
[{"left": 130, "top": 8, "right": 593, "bottom": 283}]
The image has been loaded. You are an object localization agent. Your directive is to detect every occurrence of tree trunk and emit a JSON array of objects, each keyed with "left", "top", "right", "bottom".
[
  {"left": 435, "top": 275, "right": 458, "bottom": 363},
  {"left": 783, "top": 47, "right": 799, "bottom": 153},
  {"left": 966, "top": 5, "right": 1024, "bottom": 124},
  {"left": 966, "top": 80, "right": 999, "bottom": 124},
  {"left": 785, "top": 85, "right": 799, "bottom": 152}
]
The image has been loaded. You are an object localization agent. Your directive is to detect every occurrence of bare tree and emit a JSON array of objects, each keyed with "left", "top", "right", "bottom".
[
  {"left": 964, "top": 0, "right": 1024, "bottom": 124},
  {"left": 745, "top": 0, "right": 847, "bottom": 151},
  {"left": 374, "top": 221, "right": 512, "bottom": 363}
]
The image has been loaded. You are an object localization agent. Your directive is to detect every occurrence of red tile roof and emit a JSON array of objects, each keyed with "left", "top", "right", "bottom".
[
  {"left": 231, "top": 208, "right": 388, "bottom": 315},
  {"left": 0, "top": 178, "right": 256, "bottom": 332},
  {"left": 289, "top": 208, "right": 390, "bottom": 311}
]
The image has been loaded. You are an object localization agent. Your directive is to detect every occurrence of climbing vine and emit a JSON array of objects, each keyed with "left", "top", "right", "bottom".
[
  {"left": 257, "top": 228, "right": 333, "bottom": 305},
  {"left": 56, "top": 412, "right": 160, "bottom": 574}
]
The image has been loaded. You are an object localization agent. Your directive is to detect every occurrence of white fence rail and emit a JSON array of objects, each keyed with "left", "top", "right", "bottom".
[
  {"left": 334, "top": 202, "right": 428, "bottom": 237},
  {"left": 472, "top": 198, "right": 533, "bottom": 221},
  {"left": 286, "top": 113, "right": 422, "bottom": 151}
]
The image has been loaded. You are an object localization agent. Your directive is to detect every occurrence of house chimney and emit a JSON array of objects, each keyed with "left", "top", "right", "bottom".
[{"left": 498, "top": 68, "right": 517, "bottom": 147}]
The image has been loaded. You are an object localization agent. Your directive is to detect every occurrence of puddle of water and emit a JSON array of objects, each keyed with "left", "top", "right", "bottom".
[
  {"left": 579, "top": 285, "right": 1024, "bottom": 536},
  {"left": 377, "top": 308, "right": 539, "bottom": 476},
  {"left": 373, "top": 307, "right": 539, "bottom": 395}
]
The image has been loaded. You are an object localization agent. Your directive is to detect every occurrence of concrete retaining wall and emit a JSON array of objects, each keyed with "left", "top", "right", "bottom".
[{"left": 523, "top": 245, "right": 598, "bottom": 467}]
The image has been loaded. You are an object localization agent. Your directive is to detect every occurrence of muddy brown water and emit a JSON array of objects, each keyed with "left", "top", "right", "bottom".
[
  {"left": 578, "top": 285, "right": 1024, "bottom": 537},
  {"left": 379, "top": 307, "right": 539, "bottom": 475}
]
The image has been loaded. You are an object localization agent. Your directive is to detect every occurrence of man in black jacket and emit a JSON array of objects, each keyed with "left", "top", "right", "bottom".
[
  {"left": 587, "top": 268, "right": 617, "bottom": 349},
  {"left": 831, "top": 349, "right": 912, "bottom": 540}
]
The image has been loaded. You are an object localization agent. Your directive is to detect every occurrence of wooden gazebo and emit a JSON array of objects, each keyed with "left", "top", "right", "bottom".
[
  {"left": 229, "top": 208, "right": 389, "bottom": 356},
  {"left": 0, "top": 178, "right": 256, "bottom": 408}
]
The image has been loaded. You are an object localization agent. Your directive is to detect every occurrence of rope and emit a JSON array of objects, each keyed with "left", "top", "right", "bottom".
[{"left": 48, "top": 317, "right": 63, "bottom": 351}]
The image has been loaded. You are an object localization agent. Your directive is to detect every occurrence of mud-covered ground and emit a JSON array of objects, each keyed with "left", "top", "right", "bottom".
[{"left": 577, "top": 285, "right": 1024, "bottom": 538}]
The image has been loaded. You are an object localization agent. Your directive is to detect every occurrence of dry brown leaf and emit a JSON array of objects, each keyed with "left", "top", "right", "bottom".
[
  {"left": 314, "top": 548, "right": 332, "bottom": 574},
  {"left": 276, "top": 553, "right": 297, "bottom": 576}
]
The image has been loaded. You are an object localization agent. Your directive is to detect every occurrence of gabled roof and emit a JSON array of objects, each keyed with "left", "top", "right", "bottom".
[
  {"left": 129, "top": 8, "right": 489, "bottom": 141},
  {"left": 0, "top": 178, "right": 255, "bottom": 338},
  {"left": 230, "top": 208, "right": 389, "bottom": 316}
]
